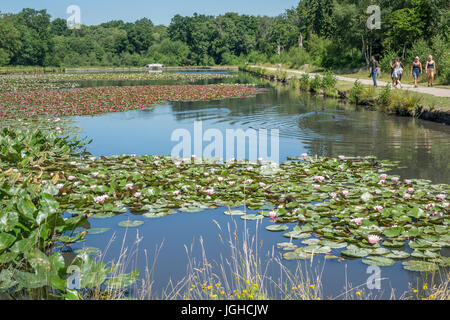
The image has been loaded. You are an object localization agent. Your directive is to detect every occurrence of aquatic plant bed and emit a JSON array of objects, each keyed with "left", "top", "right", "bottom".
[
  {"left": 1, "top": 129, "right": 448, "bottom": 275},
  {"left": 0, "top": 72, "right": 237, "bottom": 93},
  {"left": 0, "top": 84, "right": 260, "bottom": 118}
]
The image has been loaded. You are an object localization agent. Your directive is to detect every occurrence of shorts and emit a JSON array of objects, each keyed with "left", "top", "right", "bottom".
[
  {"left": 412, "top": 70, "right": 420, "bottom": 79},
  {"left": 427, "top": 69, "right": 435, "bottom": 77}
]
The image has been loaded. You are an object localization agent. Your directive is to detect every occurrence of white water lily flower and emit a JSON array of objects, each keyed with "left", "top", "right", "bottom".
[
  {"left": 56, "top": 184, "right": 64, "bottom": 190},
  {"left": 229, "top": 181, "right": 236, "bottom": 186},
  {"left": 218, "top": 177, "right": 224, "bottom": 182},
  {"left": 259, "top": 182, "right": 266, "bottom": 188},
  {"left": 67, "top": 176, "right": 75, "bottom": 181},
  {"left": 404, "top": 193, "right": 411, "bottom": 200},
  {"left": 342, "top": 190, "right": 349, "bottom": 197},
  {"left": 90, "top": 185, "right": 97, "bottom": 191},
  {"left": 437, "top": 194, "right": 446, "bottom": 201},
  {"left": 205, "top": 188, "right": 215, "bottom": 195},
  {"left": 134, "top": 192, "right": 142, "bottom": 198},
  {"left": 92, "top": 172, "right": 100, "bottom": 178},
  {"left": 173, "top": 190, "right": 181, "bottom": 196},
  {"left": 94, "top": 195, "right": 109, "bottom": 204},
  {"left": 330, "top": 193, "right": 338, "bottom": 199},
  {"left": 374, "top": 205, "right": 384, "bottom": 212},
  {"left": 338, "top": 155, "right": 345, "bottom": 161}
]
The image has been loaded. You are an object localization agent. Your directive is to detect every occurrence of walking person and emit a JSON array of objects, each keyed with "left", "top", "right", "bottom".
[
  {"left": 370, "top": 56, "right": 379, "bottom": 87},
  {"left": 426, "top": 55, "right": 436, "bottom": 87},
  {"left": 391, "top": 58, "right": 403, "bottom": 88},
  {"left": 389, "top": 60, "right": 396, "bottom": 86},
  {"left": 411, "top": 56, "right": 422, "bottom": 88}
]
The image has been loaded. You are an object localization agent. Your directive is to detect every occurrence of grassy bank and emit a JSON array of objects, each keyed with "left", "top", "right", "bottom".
[{"left": 240, "top": 65, "right": 450, "bottom": 124}]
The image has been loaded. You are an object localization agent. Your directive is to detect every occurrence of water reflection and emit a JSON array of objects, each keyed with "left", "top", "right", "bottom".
[{"left": 74, "top": 82, "right": 450, "bottom": 184}]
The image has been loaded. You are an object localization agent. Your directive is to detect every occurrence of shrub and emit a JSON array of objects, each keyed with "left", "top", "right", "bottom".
[
  {"left": 299, "top": 73, "right": 310, "bottom": 91},
  {"left": 283, "top": 47, "right": 311, "bottom": 69},
  {"left": 321, "top": 71, "right": 337, "bottom": 91},
  {"left": 349, "top": 80, "right": 364, "bottom": 104},
  {"left": 309, "top": 75, "right": 322, "bottom": 92},
  {"left": 377, "top": 84, "right": 392, "bottom": 108}
]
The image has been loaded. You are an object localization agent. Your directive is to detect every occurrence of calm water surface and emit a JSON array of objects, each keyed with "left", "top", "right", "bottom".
[{"left": 69, "top": 73, "right": 450, "bottom": 299}]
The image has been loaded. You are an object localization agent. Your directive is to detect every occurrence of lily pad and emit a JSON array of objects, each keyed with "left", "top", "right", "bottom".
[
  {"left": 385, "top": 250, "right": 410, "bottom": 259},
  {"left": 265, "top": 224, "right": 289, "bottom": 232},
  {"left": 341, "top": 245, "right": 370, "bottom": 258},
  {"left": 362, "top": 256, "right": 396, "bottom": 266},
  {"left": 402, "top": 260, "right": 439, "bottom": 272},
  {"left": 224, "top": 210, "right": 247, "bottom": 216},
  {"left": 118, "top": 220, "right": 144, "bottom": 228},
  {"left": 240, "top": 214, "right": 264, "bottom": 221}
]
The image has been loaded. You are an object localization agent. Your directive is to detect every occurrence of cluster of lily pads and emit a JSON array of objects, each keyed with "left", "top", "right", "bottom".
[
  {"left": 1, "top": 128, "right": 448, "bottom": 273},
  {"left": 0, "top": 84, "right": 260, "bottom": 119},
  {"left": 0, "top": 72, "right": 236, "bottom": 93},
  {"left": 0, "top": 75, "right": 80, "bottom": 93}
]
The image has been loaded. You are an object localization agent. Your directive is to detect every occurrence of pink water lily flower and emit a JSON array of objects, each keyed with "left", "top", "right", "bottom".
[
  {"left": 173, "top": 190, "right": 180, "bottom": 196},
  {"left": 437, "top": 194, "right": 446, "bottom": 201},
  {"left": 391, "top": 177, "right": 400, "bottom": 183},
  {"left": 330, "top": 193, "right": 338, "bottom": 199},
  {"left": 380, "top": 174, "right": 388, "bottom": 180},
  {"left": 314, "top": 176, "right": 325, "bottom": 182},
  {"left": 404, "top": 193, "right": 411, "bottom": 200},
  {"left": 259, "top": 182, "right": 266, "bottom": 188},
  {"left": 374, "top": 205, "right": 384, "bottom": 212},
  {"left": 368, "top": 235, "right": 381, "bottom": 245},
  {"left": 125, "top": 183, "right": 134, "bottom": 190},
  {"left": 313, "top": 184, "right": 321, "bottom": 190},
  {"left": 342, "top": 190, "right": 349, "bottom": 197},
  {"left": 338, "top": 155, "right": 345, "bottom": 161},
  {"left": 407, "top": 188, "right": 415, "bottom": 194},
  {"left": 350, "top": 218, "right": 363, "bottom": 226},
  {"left": 67, "top": 175, "right": 75, "bottom": 181},
  {"left": 134, "top": 192, "right": 142, "bottom": 198},
  {"left": 218, "top": 177, "right": 224, "bottom": 182},
  {"left": 405, "top": 180, "right": 412, "bottom": 185},
  {"left": 302, "top": 153, "right": 308, "bottom": 160},
  {"left": 205, "top": 188, "right": 215, "bottom": 195},
  {"left": 269, "top": 211, "right": 277, "bottom": 222},
  {"left": 92, "top": 172, "right": 100, "bottom": 178}
]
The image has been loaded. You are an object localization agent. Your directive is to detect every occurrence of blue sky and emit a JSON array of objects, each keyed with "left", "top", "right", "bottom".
[{"left": 0, "top": 0, "right": 299, "bottom": 26}]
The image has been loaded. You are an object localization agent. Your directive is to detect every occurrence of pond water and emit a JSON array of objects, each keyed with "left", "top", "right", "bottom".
[{"left": 69, "top": 72, "right": 450, "bottom": 299}]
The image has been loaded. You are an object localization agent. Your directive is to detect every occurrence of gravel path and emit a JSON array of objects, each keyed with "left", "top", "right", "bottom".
[{"left": 259, "top": 66, "right": 450, "bottom": 98}]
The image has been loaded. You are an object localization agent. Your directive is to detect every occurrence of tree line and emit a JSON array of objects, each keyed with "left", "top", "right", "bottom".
[{"left": 0, "top": 1, "right": 448, "bottom": 81}]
